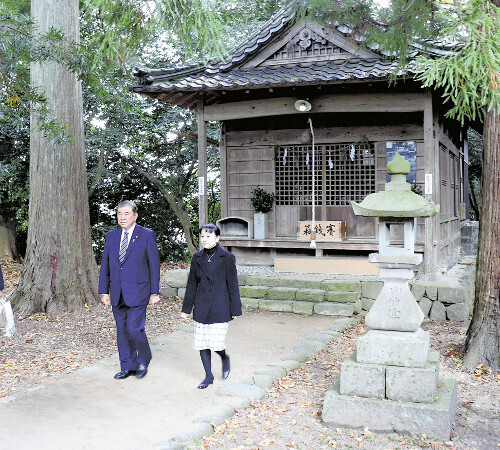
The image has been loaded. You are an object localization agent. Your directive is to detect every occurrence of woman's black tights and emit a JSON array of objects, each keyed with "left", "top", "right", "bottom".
[
  {"left": 199, "top": 349, "right": 213, "bottom": 383},
  {"left": 199, "top": 349, "right": 228, "bottom": 383}
]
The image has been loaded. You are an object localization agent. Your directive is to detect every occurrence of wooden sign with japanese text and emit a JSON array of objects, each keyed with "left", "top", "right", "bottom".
[{"left": 297, "top": 221, "right": 346, "bottom": 241}]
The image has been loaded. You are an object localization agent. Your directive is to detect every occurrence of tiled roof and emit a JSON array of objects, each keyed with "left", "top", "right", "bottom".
[
  {"left": 133, "top": 58, "right": 411, "bottom": 92},
  {"left": 130, "top": 4, "right": 458, "bottom": 109},
  {"left": 205, "top": 3, "right": 297, "bottom": 73}
]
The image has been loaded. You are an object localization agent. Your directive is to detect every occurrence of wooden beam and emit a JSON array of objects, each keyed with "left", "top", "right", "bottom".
[
  {"left": 204, "top": 93, "right": 426, "bottom": 121},
  {"left": 219, "top": 237, "right": 425, "bottom": 252},
  {"left": 226, "top": 124, "right": 424, "bottom": 147}
]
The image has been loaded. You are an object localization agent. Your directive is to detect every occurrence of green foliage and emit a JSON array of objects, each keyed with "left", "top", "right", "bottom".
[
  {"left": 467, "top": 128, "right": 483, "bottom": 220},
  {"left": 467, "top": 128, "right": 483, "bottom": 183},
  {"left": 83, "top": 44, "right": 221, "bottom": 260},
  {"left": 0, "top": 4, "right": 73, "bottom": 142},
  {"left": 302, "top": 0, "right": 443, "bottom": 70},
  {"left": 0, "top": 119, "right": 30, "bottom": 257},
  {"left": 0, "top": 0, "right": 296, "bottom": 261},
  {"left": 411, "top": 184, "right": 423, "bottom": 196},
  {"left": 250, "top": 187, "right": 275, "bottom": 213},
  {"left": 416, "top": 1, "right": 500, "bottom": 124},
  {"left": 303, "top": 0, "right": 500, "bottom": 125}
]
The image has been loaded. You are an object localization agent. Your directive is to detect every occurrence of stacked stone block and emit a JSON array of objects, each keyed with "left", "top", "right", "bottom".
[
  {"left": 360, "top": 266, "right": 475, "bottom": 322},
  {"left": 239, "top": 276, "right": 361, "bottom": 316},
  {"left": 461, "top": 221, "right": 479, "bottom": 255},
  {"left": 339, "top": 350, "right": 440, "bottom": 403},
  {"left": 411, "top": 280, "right": 472, "bottom": 322}
]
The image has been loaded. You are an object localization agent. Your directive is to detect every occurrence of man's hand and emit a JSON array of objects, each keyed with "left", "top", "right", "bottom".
[
  {"left": 0, "top": 290, "right": 3, "bottom": 298},
  {"left": 101, "top": 294, "right": 111, "bottom": 306},
  {"left": 149, "top": 294, "right": 160, "bottom": 305},
  {"left": 180, "top": 312, "right": 190, "bottom": 319}
]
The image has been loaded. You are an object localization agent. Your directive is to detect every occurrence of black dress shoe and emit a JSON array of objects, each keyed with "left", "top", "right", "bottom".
[
  {"left": 135, "top": 364, "right": 148, "bottom": 379},
  {"left": 197, "top": 376, "right": 214, "bottom": 389},
  {"left": 222, "top": 356, "right": 230, "bottom": 380},
  {"left": 114, "top": 370, "right": 136, "bottom": 380}
]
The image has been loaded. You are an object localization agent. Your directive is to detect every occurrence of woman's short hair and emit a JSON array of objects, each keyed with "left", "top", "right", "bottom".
[{"left": 199, "top": 223, "right": 220, "bottom": 236}]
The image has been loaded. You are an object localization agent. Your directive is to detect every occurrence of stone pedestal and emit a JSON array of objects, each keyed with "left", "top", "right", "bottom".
[
  {"left": 357, "top": 328, "right": 429, "bottom": 367},
  {"left": 323, "top": 378, "right": 458, "bottom": 440},
  {"left": 365, "top": 256, "right": 424, "bottom": 332},
  {"left": 340, "top": 350, "right": 439, "bottom": 402}
]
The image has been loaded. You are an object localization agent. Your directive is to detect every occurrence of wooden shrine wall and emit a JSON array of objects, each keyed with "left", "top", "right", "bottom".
[{"left": 222, "top": 120, "right": 425, "bottom": 241}]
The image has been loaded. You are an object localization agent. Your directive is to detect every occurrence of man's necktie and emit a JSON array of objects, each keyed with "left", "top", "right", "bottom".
[{"left": 119, "top": 231, "right": 129, "bottom": 263}]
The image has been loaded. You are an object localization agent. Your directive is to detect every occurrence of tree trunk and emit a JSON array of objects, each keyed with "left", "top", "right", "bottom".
[
  {"left": 0, "top": 215, "right": 18, "bottom": 260},
  {"left": 10, "top": 0, "right": 98, "bottom": 316},
  {"left": 462, "top": 106, "right": 500, "bottom": 369}
]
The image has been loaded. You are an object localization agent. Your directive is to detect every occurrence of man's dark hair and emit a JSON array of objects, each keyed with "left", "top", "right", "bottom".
[
  {"left": 117, "top": 200, "right": 138, "bottom": 214},
  {"left": 199, "top": 223, "right": 220, "bottom": 236}
]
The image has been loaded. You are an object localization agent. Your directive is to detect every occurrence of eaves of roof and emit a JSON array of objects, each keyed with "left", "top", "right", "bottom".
[{"left": 131, "top": 59, "right": 414, "bottom": 95}]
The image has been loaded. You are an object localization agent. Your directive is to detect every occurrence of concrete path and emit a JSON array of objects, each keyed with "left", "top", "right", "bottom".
[{"left": 0, "top": 311, "right": 354, "bottom": 450}]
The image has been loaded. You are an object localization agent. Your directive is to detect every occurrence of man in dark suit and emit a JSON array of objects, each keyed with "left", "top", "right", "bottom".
[{"left": 99, "top": 200, "right": 160, "bottom": 380}]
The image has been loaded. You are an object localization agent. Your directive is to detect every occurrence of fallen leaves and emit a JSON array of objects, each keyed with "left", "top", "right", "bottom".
[{"left": 0, "top": 263, "right": 187, "bottom": 398}]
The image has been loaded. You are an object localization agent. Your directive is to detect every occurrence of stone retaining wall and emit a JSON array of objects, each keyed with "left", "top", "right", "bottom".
[{"left": 161, "top": 257, "right": 475, "bottom": 322}]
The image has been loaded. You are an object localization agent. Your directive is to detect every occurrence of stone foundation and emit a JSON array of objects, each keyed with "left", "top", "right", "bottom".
[{"left": 323, "top": 378, "right": 457, "bottom": 441}]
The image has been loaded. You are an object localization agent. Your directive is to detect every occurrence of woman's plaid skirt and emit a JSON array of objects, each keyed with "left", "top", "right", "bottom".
[{"left": 192, "top": 321, "right": 229, "bottom": 351}]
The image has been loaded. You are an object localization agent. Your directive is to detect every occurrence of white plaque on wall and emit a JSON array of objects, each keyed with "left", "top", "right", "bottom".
[
  {"left": 198, "top": 176, "right": 205, "bottom": 196},
  {"left": 424, "top": 174, "right": 432, "bottom": 195}
]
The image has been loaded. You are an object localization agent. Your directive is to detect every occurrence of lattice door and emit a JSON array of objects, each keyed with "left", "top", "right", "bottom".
[
  {"left": 275, "top": 145, "right": 323, "bottom": 206},
  {"left": 276, "top": 143, "right": 375, "bottom": 207},
  {"left": 324, "top": 144, "right": 376, "bottom": 206},
  {"left": 275, "top": 143, "right": 376, "bottom": 237}
]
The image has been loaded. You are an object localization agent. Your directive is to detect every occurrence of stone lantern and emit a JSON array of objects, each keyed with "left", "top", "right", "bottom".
[{"left": 322, "top": 153, "right": 457, "bottom": 440}]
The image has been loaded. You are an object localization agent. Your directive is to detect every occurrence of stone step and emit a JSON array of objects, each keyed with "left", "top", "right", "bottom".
[
  {"left": 244, "top": 276, "right": 361, "bottom": 292},
  {"left": 241, "top": 298, "right": 362, "bottom": 316},
  {"left": 239, "top": 285, "right": 361, "bottom": 303}
]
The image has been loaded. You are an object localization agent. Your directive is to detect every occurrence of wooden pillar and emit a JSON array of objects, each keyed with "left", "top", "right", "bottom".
[
  {"left": 220, "top": 122, "right": 228, "bottom": 218},
  {"left": 423, "top": 88, "right": 438, "bottom": 273},
  {"left": 198, "top": 94, "right": 208, "bottom": 228}
]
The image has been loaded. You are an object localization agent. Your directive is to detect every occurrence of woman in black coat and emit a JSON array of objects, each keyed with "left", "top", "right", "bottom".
[{"left": 181, "top": 224, "right": 242, "bottom": 389}]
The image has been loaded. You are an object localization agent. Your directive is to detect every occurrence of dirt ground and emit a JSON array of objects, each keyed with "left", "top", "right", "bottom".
[{"left": 1, "top": 261, "right": 499, "bottom": 449}]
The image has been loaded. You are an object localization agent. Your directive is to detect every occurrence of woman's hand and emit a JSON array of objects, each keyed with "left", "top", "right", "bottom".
[{"left": 181, "top": 312, "right": 190, "bottom": 319}]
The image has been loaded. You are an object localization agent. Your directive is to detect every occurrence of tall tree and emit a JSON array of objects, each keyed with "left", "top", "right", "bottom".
[
  {"left": 2, "top": 0, "right": 236, "bottom": 315},
  {"left": 10, "top": 0, "right": 99, "bottom": 316},
  {"left": 464, "top": 103, "right": 499, "bottom": 368},
  {"left": 304, "top": 0, "right": 499, "bottom": 368}
]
